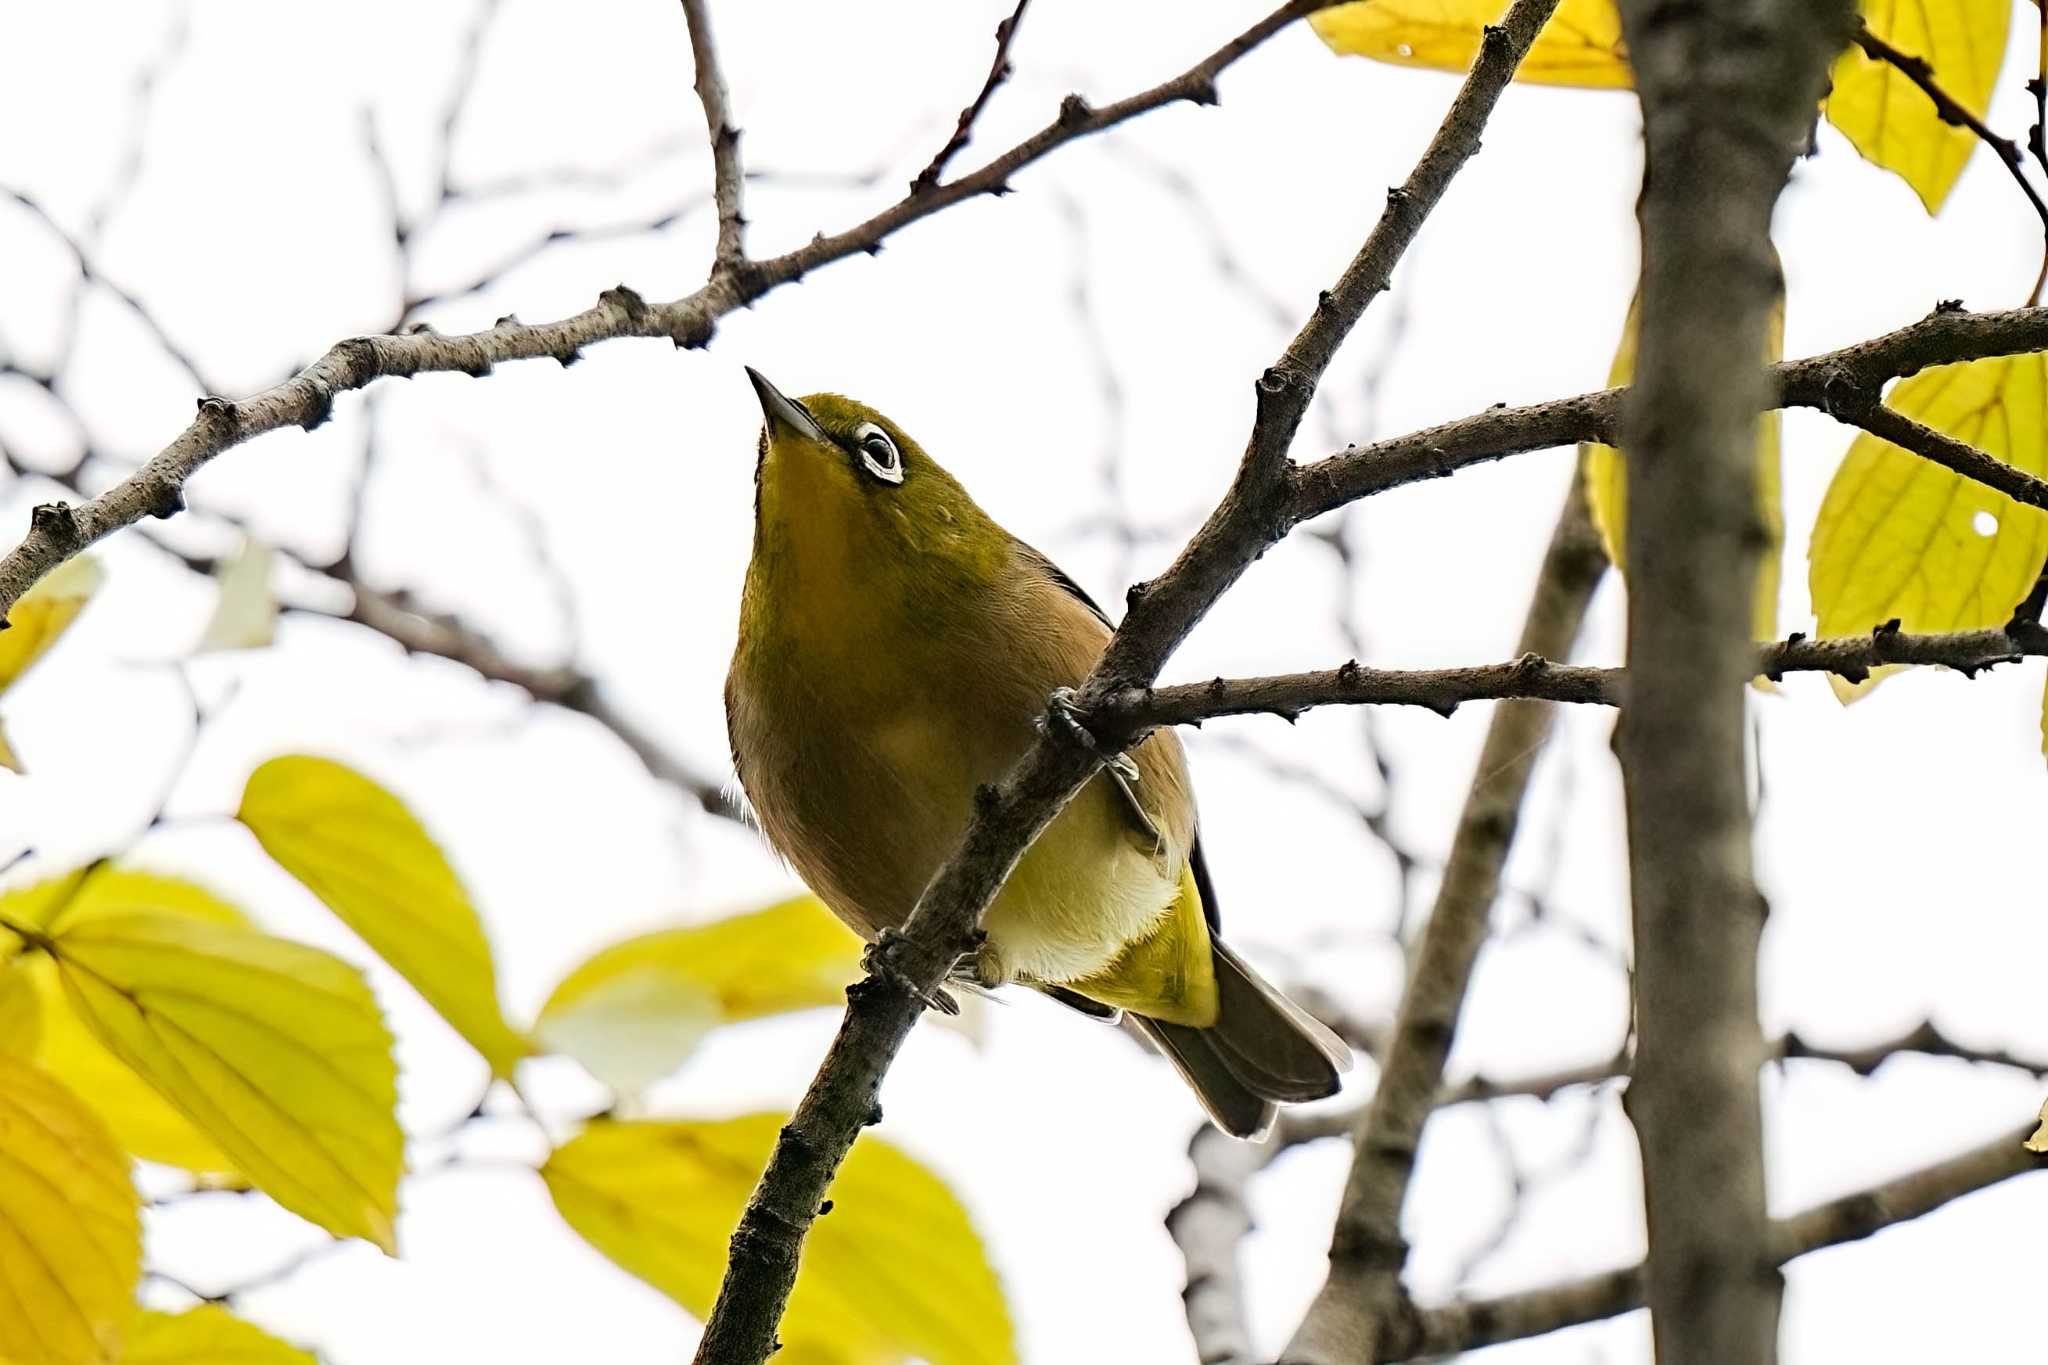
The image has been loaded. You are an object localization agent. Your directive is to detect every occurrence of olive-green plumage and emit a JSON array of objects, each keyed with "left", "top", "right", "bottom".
[{"left": 725, "top": 371, "right": 1348, "bottom": 1137}]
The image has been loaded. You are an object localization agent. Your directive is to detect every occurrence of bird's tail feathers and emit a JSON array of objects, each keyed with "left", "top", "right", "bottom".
[{"left": 1135, "top": 941, "right": 1351, "bottom": 1140}]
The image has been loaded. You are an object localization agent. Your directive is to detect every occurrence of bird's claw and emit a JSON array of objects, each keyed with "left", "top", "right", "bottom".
[
  {"left": 863, "top": 929, "right": 958, "bottom": 1014},
  {"left": 1038, "top": 687, "right": 1140, "bottom": 782}
]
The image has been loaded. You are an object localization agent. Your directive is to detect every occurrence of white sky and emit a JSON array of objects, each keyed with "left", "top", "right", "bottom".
[{"left": 2, "top": 1, "right": 2045, "bottom": 1362}]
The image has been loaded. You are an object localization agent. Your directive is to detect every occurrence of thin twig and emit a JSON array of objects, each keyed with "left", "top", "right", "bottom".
[
  {"left": 911, "top": 0, "right": 1032, "bottom": 194},
  {"left": 1400, "top": 1126, "right": 2041, "bottom": 1358},
  {"left": 0, "top": 0, "right": 1338, "bottom": 625},
  {"left": 1853, "top": 22, "right": 2048, "bottom": 305},
  {"left": 1826, "top": 395, "right": 2048, "bottom": 511},
  {"left": 679, "top": 0, "right": 747, "bottom": 272},
  {"left": 1282, "top": 472, "right": 1605, "bottom": 1365}
]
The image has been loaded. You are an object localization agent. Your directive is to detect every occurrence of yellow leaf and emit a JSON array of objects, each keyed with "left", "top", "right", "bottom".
[
  {"left": 1311, "top": 0, "right": 1630, "bottom": 87},
  {"left": 1809, "top": 352, "right": 2048, "bottom": 700},
  {"left": 238, "top": 755, "right": 530, "bottom": 1078},
  {"left": 1312, "top": 0, "right": 2005, "bottom": 216},
  {"left": 48, "top": 912, "right": 402, "bottom": 1250},
  {"left": 2027, "top": 1094, "right": 2048, "bottom": 1153},
  {"left": 2, "top": 866, "right": 250, "bottom": 938},
  {"left": 543, "top": 1116, "right": 1016, "bottom": 1365},
  {"left": 1582, "top": 290, "right": 1785, "bottom": 642},
  {"left": 0, "top": 868, "right": 251, "bottom": 1173},
  {"left": 1824, "top": 0, "right": 2011, "bottom": 213},
  {"left": 535, "top": 895, "right": 862, "bottom": 1093},
  {"left": 0, "top": 556, "right": 103, "bottom": 695},
  {"left": 0, "top": 958, "right": 40, "bottom": 1055},
  {"left": 195, "top": 538, "right": 278, "bottom": 653},
  {"left": 0, "top": 1052, "right": 139, "bottom": 1365},
  {"left": 122, "top": 1307, "right": 316, "bottom": 1365}
]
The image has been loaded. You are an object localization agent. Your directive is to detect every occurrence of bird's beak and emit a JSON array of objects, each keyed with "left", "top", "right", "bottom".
[{"left": 746, "top": 367, "right": 830, "bottom": 446}]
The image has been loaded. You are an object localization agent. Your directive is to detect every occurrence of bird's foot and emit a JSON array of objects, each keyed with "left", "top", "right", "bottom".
[
  {"left": 863, "top": 928, "right": 960, "bottom": 1015},
  {"left": 1038, "top": 687, "right": 1140, "bottom": 782}
]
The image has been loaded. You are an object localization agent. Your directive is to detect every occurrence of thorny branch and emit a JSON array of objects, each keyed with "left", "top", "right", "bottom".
[{"left": 688, "top": 4, "right": 1560, "bottom": 1361}]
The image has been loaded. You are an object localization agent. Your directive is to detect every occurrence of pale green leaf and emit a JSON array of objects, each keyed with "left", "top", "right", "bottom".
[
  {"left": 238, "top": 755, "right": 530, "bottom": 1078},
  {"left": 122, "top": 1307, "right": 316, "bottom": 1365},
  {"left": 535, "top": 895, "right": 861, "bottom": 1093},
  {"left": 195, "top": 538, "right": 278, "bottom": 653},
  {"left": 1809, "top": 352, "right": 2048, "bottom": 700},
  {"left": 0, "top": 1052, "right": 139, "bottom": 1365},
  {"left": 544, "top": 1115, "right": 1016, "bottom": 1365},
  {"left": 49, "top": 912, "right": 402, "bottom": 1250}
]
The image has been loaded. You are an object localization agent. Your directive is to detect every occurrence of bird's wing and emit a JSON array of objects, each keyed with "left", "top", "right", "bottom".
[
  {"left": 1011, "top": 537, "right": 1114, "bottom": 627},
  {"left": 1012, "top": 536, "right": 1222, "bottom": 934}
]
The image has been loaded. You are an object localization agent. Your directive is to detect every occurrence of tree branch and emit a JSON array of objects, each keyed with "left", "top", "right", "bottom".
[
  {"left": 1184, "top": 1013, "right": 2048, "bottom": 1358},
  {"left": 1289, "top": 304, "right": 2048, "bottom": 518},
  {"left": 0, "top": 0, "right": 1335, "bottom": 625},
  {"left": 687, "top": 6, "right": 1558, "bottom": 1360},
  {"left": 1166, "top": 1127, "right": 1266, "bottom": 1365},
  {"left": 910, "top": 0, "right": 1032, "bottom": 194},
  {"left": 1612, "top": 2, "right": 1851, "bottom": 1361},
  {"left": 1100, "top": 620, "right": 2048, "bottom": 727},
  {"left": 1399, "top": 1126, "right": 2040, "bottom": 1358},
  {"left": 1827, "top": 395, "right": 2048, "bottom": 510},
  {"left": 679, "top": 0, "right": 747, "bottom": 273},
  {"left": 1280, "top": 474, "right": 1606, "bottom": 1365}
]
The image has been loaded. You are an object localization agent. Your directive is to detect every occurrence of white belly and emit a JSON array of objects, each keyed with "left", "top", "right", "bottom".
[{"left": 977, "top": 783, "right": 1179, "bottom": 985}]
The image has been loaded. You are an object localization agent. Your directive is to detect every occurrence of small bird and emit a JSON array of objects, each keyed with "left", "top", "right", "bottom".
[{"left": 725, "top": 370, "right": 1349, "bottom": 1137}]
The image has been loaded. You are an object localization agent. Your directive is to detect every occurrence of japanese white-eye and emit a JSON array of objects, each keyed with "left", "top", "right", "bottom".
[{"left": 725, "top": 369, "right": 1349, "bottom": 1137}]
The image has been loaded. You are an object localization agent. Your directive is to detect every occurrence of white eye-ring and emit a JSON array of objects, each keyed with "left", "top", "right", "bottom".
[{"left": 853, "top": 421, "right": 904, "bottom": 485}]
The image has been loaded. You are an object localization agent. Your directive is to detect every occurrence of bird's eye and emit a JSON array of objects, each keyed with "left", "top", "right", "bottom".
[{"left": 853, "top": 421, "right": 904, "bottom": 485}]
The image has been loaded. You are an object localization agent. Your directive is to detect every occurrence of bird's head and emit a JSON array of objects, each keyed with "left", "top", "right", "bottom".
[{"left": 743, "top": 368, "right": 998, "bottom": 580}]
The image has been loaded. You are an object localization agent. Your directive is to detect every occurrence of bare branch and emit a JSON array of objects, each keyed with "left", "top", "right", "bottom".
[
  {"left": 1289, "top": 304, "right": 2048, "bottom": 518},
  {"left": 1612, "top": 2, "right": 1852, "bottom": 1360},
  {"left": 0, "top": 0, "right": 1334, "bottom": 626},
  {"left": 687, "top": 5, "right": 1558, "bottom": 1360},
  {"left": 1401, "top": 1126, "right": 2041, "bottom": 1358},
  {"left": 1102, "top": 620, "right": 2048, "bottom": 727},
  {"left": 1166, "top": 1127, "right": 1265, "bottom": 1365},
  {"left": 911, "top": 0, "right": 1032, "bottom": 194},
  {"left": 679, "top": 0, "right": 747, "bottom": 272},
  {"left": 1829, "top": 395, "right": 2048, "bottom": 510},
  {"left": 1282, "top": 476, "right": 1606, "bottom": 1365}
]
